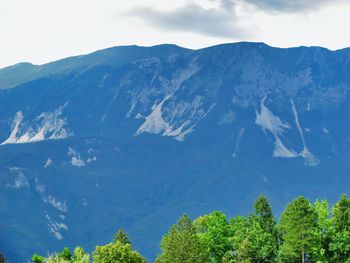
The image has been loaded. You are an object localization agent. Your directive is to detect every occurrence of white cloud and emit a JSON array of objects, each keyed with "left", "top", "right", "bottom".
[{"left": 0, "top": 0, "right": 350, "bottom": 68}]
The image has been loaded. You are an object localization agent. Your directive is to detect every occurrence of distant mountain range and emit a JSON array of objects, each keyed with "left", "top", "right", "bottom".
[{"left": 0, "top": 42, "right": 349, "bottom": 262}]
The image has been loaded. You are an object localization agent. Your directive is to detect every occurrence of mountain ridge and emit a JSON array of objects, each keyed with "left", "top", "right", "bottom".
[{"left": 0, "top": 41, "right": 349, "bottom": 262}]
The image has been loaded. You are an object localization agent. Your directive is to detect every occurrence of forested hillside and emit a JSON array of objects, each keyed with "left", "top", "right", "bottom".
[{"left": 7, "top": 194, "right": 347, "bottom": 263}]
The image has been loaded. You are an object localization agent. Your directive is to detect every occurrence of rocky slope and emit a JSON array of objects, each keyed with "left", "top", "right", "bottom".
[{"left": 0, "top": 42, "right": 349, "bottom": 261}]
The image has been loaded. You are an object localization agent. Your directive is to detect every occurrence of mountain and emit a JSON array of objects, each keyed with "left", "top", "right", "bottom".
[{"left": 0, "top": 42, "right": 349, "bottom": 262}]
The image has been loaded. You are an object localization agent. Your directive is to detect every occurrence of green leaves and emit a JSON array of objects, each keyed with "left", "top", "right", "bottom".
[
  {"left": 278, "top": 196, "right": 318, "bottom": 262},
  {"left": 330, "top": 194, "right": 350, "bottom": 262},
  {"left": 93, "top": 241, "right": 146, "bottom": 263},
  {"left": 32, "top": 254, "right": 44, "bottom": 263},
  {"left": 30, "top": 194, "right": 350, "bottom": 263},
  {"left": 194, "top": 211, "right": 231, "bottom": 263},
  {"left": 157, "top": 214, "right": 207, "bottom": 263}
]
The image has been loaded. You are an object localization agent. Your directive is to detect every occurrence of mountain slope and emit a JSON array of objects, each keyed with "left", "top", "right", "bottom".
[{"left": 0, "top": 42, "right": 349, "bottom": 262}]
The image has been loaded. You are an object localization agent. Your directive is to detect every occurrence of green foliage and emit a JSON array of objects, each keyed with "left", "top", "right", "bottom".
[
  {"left": 93, "top": 241, "right": 146, "bottom": 263},
  {"left": 113, "top": 229, "right": 131, "bottom": 245},
  {"left": 32, "top": 253, "right": 45, "bottom": 263},
  {"left": 59, "top": 247, "right": 72, "bottom": 261},
  {"left": 332, "top": 194, "right": 350, "bottom": 232},
  {"left": 93, "top": 229, "right": 146, "bottom": 263},
  {"left": 253, "top": 195, "right": 276, "bottom": 234},
  {"left": 30, "top": 194, "right": 350, "bottom": 263},
  {"left": 194, "top": 211, "right": 231, "bottom": 262},
  {"left": 310, "top": 199, "right": 332, "bottom": 262},
  {"left": 227, "top": 216, "right": 277, "bottom": 262},
  {"left": 72, "top": 247, "right": 90, "bottom": 263},
  {"left": 329, "top": 194, "right": 350, "bottom": 262},
  {"left": 278, "top": 196, "right": 318, "bottom": 263},
  {"left": 0, "top": 254, "right": 5, "bottom": 263},
  {"left": 157, "top": 214, "right": 207, "bottom": 263}
]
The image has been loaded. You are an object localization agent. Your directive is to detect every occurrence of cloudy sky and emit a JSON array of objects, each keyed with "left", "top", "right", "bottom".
[{"left": 1, "top": 0, "right": 349, "bottom": 68}]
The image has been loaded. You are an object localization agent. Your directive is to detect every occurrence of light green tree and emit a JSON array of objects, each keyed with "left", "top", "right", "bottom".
[
  {"left": 32, "top": 253, "right": 45, "bottom": 263},
  {"left": 93, "top": 233, "right": 146, "bottom": 263},
  {"left": 72, "top": 247, "right": 90, "bottom": 263},
  {"left": 309, "top": 199, "right": 332, "bottom": 263},
  {"left": 194, "top": 211, "right": 231, "bottom": 262}
]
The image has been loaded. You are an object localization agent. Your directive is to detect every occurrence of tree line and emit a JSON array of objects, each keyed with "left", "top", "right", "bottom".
[{"left": 2, "top": 194, "right": 350, "bottom": 263}]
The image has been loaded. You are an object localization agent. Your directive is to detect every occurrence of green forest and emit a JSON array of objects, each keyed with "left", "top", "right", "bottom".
[{"left": 2, "top": 194, "right": 350, "bottom": 263}]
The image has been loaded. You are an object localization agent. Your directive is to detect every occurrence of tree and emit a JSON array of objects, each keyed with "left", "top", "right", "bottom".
[
  {"left": 225, "top": 214, "right": 277, "bottom": 263},
  {"left": 252, "top": 195, "right": 278, "bottom": 262},
  {"left": 332, "top": 194, "right": 350, "bottom": 232},
  {"left": 278, "top": 196, "right": 318, "bottom": 263},
  {"left": 58, "top": 247, "right": 72, "bottom": 261},
  {"left": 0, "top": 254, "right": 5, "bottom": 263},
  {"left": 72, "top": 247, "right": 90, "bottom": 263},
  {"left": 157, "top": 214, "right": 207, "bottom": 263},
  {"left": 254, "top": 195, "right": 276, "bottom": 234},
  {"left": 329, "top": 194, "right": 350, "bottom": 262},
  {"left": 114, "top": 229, "right": 130, "bottom": 245},
  {"left": 194, "top": 211, "right": 231, "bottom": 262},
  {"left": 223, "top": 196, "right": 277, "bottom": 263},
  {"left": 32, "top": 253, "right": 45, "bottom": 263},
  {"left": 309, "top": 199, "right": 332, "bottom": 263},
  {"left": 93, "top": 230, "right": 146, "bottom": 263}
]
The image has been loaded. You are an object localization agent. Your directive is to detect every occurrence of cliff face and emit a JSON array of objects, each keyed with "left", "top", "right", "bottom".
[{"left": 0, "top": 42, "right": 349, "bottom": 261}]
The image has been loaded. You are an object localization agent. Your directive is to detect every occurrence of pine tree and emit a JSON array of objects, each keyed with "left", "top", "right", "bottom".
[
  {"left": 252, "top": 195, "right": 278, "bottom": 262},
  {"left": 114, "top": 229, "right": 131, "bottom": 245},
  {"left": 278, "top": 196, "right": 318, "bottom": 263},
  {"left": 157, "top": 214, "right": 207, "bottom": 263},
  {"left": 254, "top": 195, "right": 276, "bottom": 234},
  {"left": 93, "top": 240, "right": 146, "bottom": 263},
  {"left": 330, "top": 194, "right": 350, "bottom": 262}
]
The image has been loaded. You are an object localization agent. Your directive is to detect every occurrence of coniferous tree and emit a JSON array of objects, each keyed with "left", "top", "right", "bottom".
[
  {"left": 93, "top": 230, "right": 146, "bottom": 263},
  {"left": 252, "top": 195, "right": 278, "bottom": 262},
  {"left": 330, "top": 194, "right": 350, "bottom": 262},
  {"left": 278, "top": 196, "right": 318, "bottom": 263},
  {"left": 157, "top": 214, "right": 207, "bottom": 263},
  {"left": 58, "top": 247, "right": 72, "bottom": 261},
  {"left": 226, "top": 203, "right": 277, "bottom": 263},
  {"left": 114, "top": 229, "right": 131, "bottom": 245},
  {"left": 254, "top": 195, "right": 276, "bottom": 234}
]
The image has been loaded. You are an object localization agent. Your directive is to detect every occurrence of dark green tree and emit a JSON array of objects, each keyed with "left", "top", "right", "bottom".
[
  {"left": 278, "top": 196, "right": 318, "bottom": 263},
  {"left": 32, "top": 253, "right": 44, "bottom": 263},
  {"left": 330, "top": 194, "right": 350, "bottom": 262},
  {"left": 333, "top": 194, "right": 350, "bottom": 232},
  {"left": 252, "top": 195, "right": 278, "bottom": 262},
  {"left": 58, "top": 247, "right": 72, "bottom": 261},
  {"left": 254, "top": 195, "right": 276, "bottom": 234},
  {"left": 0, "top": 254, "right": 5, "bottom": 263},
  {"left": 114, "top": 229, "right": 131, "bottom": 245},
  {"left": 157, "top": 214, "right": 207, "bottom": 263}
]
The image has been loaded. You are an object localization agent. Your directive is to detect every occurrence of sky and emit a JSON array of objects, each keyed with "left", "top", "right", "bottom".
[{"left": 1, "top": 0, "right": 350, "bottom": 68}]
